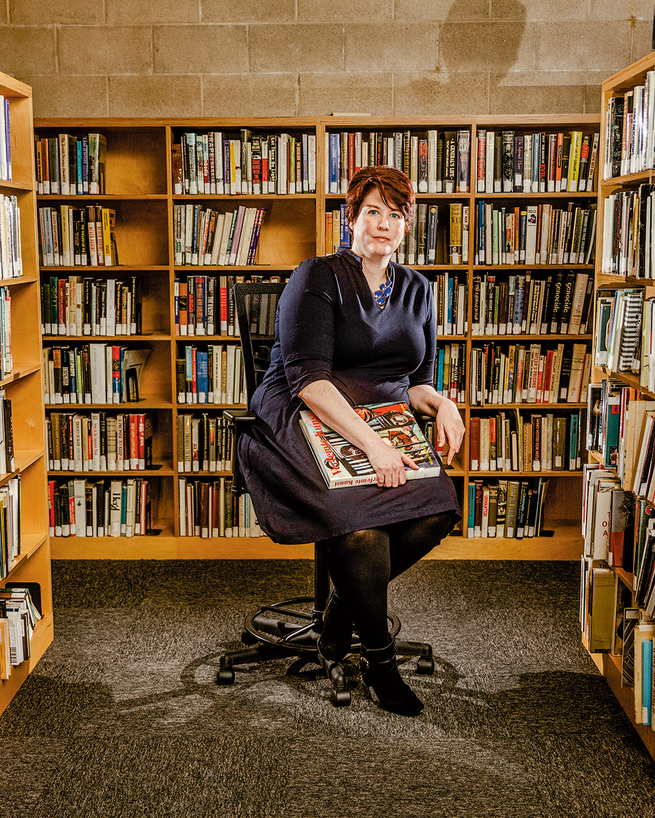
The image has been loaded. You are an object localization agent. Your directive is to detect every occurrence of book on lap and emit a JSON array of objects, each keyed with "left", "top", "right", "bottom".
[{"left": 299, "top": 401, "right": 441, "bottom": 489}]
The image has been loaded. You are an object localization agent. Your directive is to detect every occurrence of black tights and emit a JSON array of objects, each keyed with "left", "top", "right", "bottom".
[{"left": 320, "top": 510, "right": 457, "bottom": 650}]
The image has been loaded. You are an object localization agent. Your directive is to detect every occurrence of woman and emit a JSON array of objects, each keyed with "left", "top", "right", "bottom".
[{"left": 239, "top": 165, "right": 465, "bottom": 716}]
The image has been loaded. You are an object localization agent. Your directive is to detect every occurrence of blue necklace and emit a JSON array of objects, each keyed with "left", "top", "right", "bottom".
[{"left": 373, "top": 270, "right": 393, "bottom": 309}]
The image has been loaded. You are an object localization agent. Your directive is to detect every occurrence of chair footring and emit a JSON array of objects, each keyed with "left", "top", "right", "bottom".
[{"left": 217, "top": 600, "right": 434, "bottom": 702}]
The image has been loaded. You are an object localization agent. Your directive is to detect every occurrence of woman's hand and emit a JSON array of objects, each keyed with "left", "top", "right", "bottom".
[
  {"left": 408, "top": 385, "right": 465, "bottom": 466},
  {"left": 365, "top": 438, "right": 418, "bottom": 488},
  {"left": 433, "top": 397, "right": 465, "bottom": 465},
  {"left": 299, "top": 380, "right": 418, "bottom": 488}
]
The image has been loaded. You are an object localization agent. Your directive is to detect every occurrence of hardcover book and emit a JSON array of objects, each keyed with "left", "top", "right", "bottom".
[{"left": 299, "top": 402, "right": 441, "bottom": 489}]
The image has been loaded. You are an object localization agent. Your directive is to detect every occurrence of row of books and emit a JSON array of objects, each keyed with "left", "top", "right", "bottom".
[
  {"left": 433, "top": 343, "right": 465, "bottom": 402},
  {"left": 37, "top": 204, "right": 118, "bottom": 268},
  {"left": 43, "top": 344, "right": 150, "bottom": 405},
  {"left": 475, "top": 130, "right": 599, "bottom": 194},
  {"left": 48, "top": 476, "right": 154, "bottom": 538},
  {"left": 0, "top": 195, "right": 22, "bottom": 279},
  {"left": 176, "top": 275, "right": 224, "bottom": 337},
  {"left": 0, "top": 586, "right": 41, "bottom": 674},
  {"left": 325, "top": 205, "right": 351, "bottom": 255},
  {"left": 466, "top": 477, "right": 550, "bottom": 539},
  {"left": 400, "top": 203, "right": 469, "bottom": 267},
  {"left": 0, "top": 476, "right": 19, "bottom": 580},
  {"left": 176, "top": 344, "right": 245, "bottom": 405},
  {"left": 0, "top": 98, "right": 12, "bottom": 182},
  {"left": 604, "top": 75, "right": 655, "bottom": 178},
  {"left": 473, "top": 201, "right": 597, "bottom": 267},
  {"left": 583, "top": 383, "right": 655, "bottom": 564},
  {"left": 600, "top": 184, "right": 655, "bottom": 277},
  {"left": 178, "top": 477, "right": 262, "bottom": 538},
  {"left": 470, "top": 409, "right": 583, "bottom": 473},
  {"left": 34, "top": 132, "right": 106, "bottom": 195},
  {"left": 586, "top": 381, "right": 624, "bottom": 475},
  {"left": 41, "top": 275, "right": 142, "bottom": 337},
  {"left": 177, "top": 414, "right": 232, "bottom": 473},
  {"left": 327, "top": 202, "right": 470, "bottom": 268},
  {"left": 617, "top": 398, "right": 655, "bottom": 504},
  {"left": 431, "top": 273, "right": 468, "bottom": 336},
  {"left": 583, "top": 464, "right": 631, "bottom": 567},
  {"left": 469, "top": 341, "right": 591, "bottom": 406},
  {"left": 617, "top": 608, "right": 655, "bottom": 727},
  {"left": 594, "top": 288, "right": 644, "bottom": 377},
  {"left": 46, "top": 411, "right": 154, "bottom": 473},
  {"left": 582, "top": 452, "right": 655, "bottom": 728},
  {"left": 173, "top": 204, "right": 266, "bottom": 267},
  {"left": 471, "top": 270, "right": 593, "bottom": 337},
  {"left": 172, "top": 130, "right": 317, "bottom": 196},
  {"left": 325, "top": 129, "right": 471, "bottom": 194},
  {"left": 0, "top": 390, "right": 14, "bottom": 476},
  {"left": 633, "top": 503, "right": 655, "bottom": 620},
  {"left": 0, "top": 287, "right": 11, "bottom": 379},
  {"left": 175, "top": 274, "right": 284, "bottom": 338},
  {"left": 584, "top": 382, "right": 655, "bottom": 497},
  {"left": 580, "top": 482, "right": 655, "bottom": 719}
]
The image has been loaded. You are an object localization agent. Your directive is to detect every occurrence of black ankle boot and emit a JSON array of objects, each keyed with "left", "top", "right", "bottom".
[
  {"left": 360, "top": 641, "right": 424, "bottom": 717},
  {"left": 317, "top": 588, "right": 353, "bottom": 663}
]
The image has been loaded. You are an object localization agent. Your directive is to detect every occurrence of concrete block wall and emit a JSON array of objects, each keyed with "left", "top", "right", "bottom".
[{"left": 0, "top": 0, "right": 653, "bottom": 118}]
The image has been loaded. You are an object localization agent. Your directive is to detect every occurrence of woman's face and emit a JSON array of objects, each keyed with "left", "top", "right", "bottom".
[{"left": 349, "top": 188, "right": 405, "bottom": 264}]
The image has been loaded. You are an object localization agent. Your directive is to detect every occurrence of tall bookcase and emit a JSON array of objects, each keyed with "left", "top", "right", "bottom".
[
  {"left": 0, "top": 74, "right": 53, "bottom": 715},
  {"left": 582, "top": 52, "right": 655, "bottom": 761},
  {"left": 33, "top": 115, "right": 599, "bottom": 561}
]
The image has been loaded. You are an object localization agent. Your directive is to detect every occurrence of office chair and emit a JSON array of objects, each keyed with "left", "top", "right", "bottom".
[{"left": 217, "top": 281, "right": 436, "bottom": 706}]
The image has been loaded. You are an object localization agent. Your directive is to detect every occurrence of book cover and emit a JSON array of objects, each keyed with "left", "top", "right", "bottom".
[
  {"left": 588, "top": 566, "right": 616, "bottom": 652},
  {"left": 299, "top": 402, "right": 441, "bottom": 489}
]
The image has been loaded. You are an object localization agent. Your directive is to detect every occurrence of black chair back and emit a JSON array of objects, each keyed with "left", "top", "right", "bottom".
[{"left": 232, "top": 282, "right": 285, "bottom": 410}]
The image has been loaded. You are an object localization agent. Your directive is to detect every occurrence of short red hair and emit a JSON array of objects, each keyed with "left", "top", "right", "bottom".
[{"left": 345, "top": 165, "right": 415, "bottom": 235}]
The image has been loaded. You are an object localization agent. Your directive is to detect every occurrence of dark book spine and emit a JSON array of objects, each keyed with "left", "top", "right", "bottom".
[{"left": 502, "top": 130, "right": 514, "bottom": 193}]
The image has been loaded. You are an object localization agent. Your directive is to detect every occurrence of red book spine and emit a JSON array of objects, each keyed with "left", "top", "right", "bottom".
[
  {"left": 129, "top": 414, "right": 138, "bottom": 469},
  {"left": 48, "top": 480, "right": 56, "bottom": 534},
  {"left": 470, "top": 415, "right": 481, "bottom": 470},
  {"left": 137, "top": 413, "right": 145, "bottom": 468},
  {"left": 220, "top": 278, "right": 228, "bottom": 333}
]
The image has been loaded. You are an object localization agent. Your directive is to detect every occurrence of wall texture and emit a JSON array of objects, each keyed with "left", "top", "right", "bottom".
[{"left": 0, "top": 0, "right": 653, "bottom": 118}]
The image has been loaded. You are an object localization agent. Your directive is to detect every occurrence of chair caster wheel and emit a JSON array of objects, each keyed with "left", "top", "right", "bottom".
[
  {"left": 217, "top": 666, "right": 235, "bottom": 685},
  {"left": 331, "top": 688, "right": 351, "bottom": 707},
  {"left": 417, "top": 656, "right": 435, "bottom": 675},
  {"left": 241, "top": 629, "right": 258, "bottom": 645}
]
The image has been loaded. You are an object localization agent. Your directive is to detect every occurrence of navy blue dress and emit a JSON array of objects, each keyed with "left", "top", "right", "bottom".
[{"left": 239, "top": 247, "right": 460, "bottom": 544}]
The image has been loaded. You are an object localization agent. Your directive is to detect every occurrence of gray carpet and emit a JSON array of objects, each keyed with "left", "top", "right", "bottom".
[{"left": 1, "top": 559, "right": 654, "bottom": 817}]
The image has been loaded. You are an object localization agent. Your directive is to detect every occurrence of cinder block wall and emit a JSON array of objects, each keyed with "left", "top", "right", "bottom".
[{"left": 0, "top": 0, "right": 653, "bottom": 118}]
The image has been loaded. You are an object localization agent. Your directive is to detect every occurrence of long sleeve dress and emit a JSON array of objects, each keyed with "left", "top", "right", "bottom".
[{"left": 238, "top": 247, "right": 460, "bottom": 544}]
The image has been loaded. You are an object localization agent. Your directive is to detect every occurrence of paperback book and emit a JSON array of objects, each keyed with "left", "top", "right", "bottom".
[{"left": 299, "top": 401, "right": 441, "bottom": 489}]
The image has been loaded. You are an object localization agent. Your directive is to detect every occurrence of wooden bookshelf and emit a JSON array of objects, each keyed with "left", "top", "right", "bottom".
[
  {"left": 0, "top": 74, "right": 53, "bottom": 716},
  {"left": 34, "top": 114, "right": 600, "bottom": 561},
  {"left": 581, "top": 50, "right": 655, "bottom": 761}
]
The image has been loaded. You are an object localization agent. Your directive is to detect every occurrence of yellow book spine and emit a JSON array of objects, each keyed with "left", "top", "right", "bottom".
[{"left": 568, "top": 131, "right": 583, "bottom": 192}]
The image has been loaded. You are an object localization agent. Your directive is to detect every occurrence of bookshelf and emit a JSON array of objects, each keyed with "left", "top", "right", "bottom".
[
  {"left": 33, "top": 115, "right": 600, "bottom": 561},
  {"left": 579, "top": 51, "right": 655, "bottom": 762},
  {"left": 0, "top": 74, "right": 53, "bottom": 715}
]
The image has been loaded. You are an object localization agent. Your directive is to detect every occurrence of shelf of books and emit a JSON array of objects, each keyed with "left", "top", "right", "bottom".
[
  {"left": 580, "top": 51, "right": 655, "bottom": 760},
  {"left": 33, "top": 114, "right": 599, "bottom": 561},
  {"left": 0, "top": 74, "right": 53, "bottom": 716},
  {"left": 325, "top": 115, "right": 599, "bottom": 560}
]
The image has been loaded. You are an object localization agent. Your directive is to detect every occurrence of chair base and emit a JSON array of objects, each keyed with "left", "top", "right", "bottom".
[{"left": 217, "top": 596, "right": 435, "bottom": 707}]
